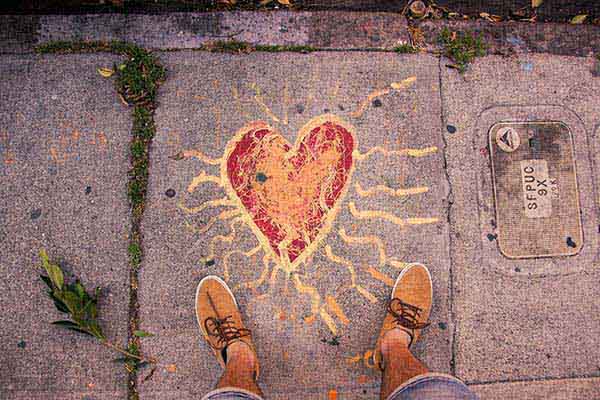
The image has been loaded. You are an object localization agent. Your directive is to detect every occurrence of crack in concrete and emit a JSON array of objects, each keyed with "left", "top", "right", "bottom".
[{"left": 437, "top": 55, "right": 458, "bottom": 377}]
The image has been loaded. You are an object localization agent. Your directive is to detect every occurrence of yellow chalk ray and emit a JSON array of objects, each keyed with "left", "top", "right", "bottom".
[
  {"left": 178, "top": 197, "right": 236, "bottom": 215},
  {"left": 184, "top": 217, "right": 218, "bottom": 235},
  {"left": 234, "top": 254, "right": 271, "bottom": 292},
  {"left": 319, "top": 308, "right": 338, "bottom": 336},
  {"left": 348, "top": 202, "right": 439, "bottom": 227},
  {"left": 354, "top": 182, "right": 429, "bottom": 198},
  {"left": 292, "top": 274, "right": 321, "bottom": 321},
  {"left": 324, "top": 245, "right": 377, "bottom": 304},
  {"left": 350, "top": 88, "right": 391, "bottom": 119},
  {"left": 232, "top": 85, "right": 251, "bottom": 120},
  {"left": 366, "top": 266, "right": 395, "bottom": 287},
  {"left": 173, "top": 149, "right": 223, "bottom": 165},
  {"left": 205, "top": 217, "right": 245, "bottom": 261},
  {"left": 217, "top": 208, "right": 242, "bottom": 220},
  {"left": 338, "top": 228, "right": 386, "bottom": 266},
  {"left": 389, "top": 260, "right": 411, "bottom": 269},
  {"left": 353, "top": 146, "right": 438, "bottom": 162},
  {"left": 250, "top": 83, "right": 281, "bottom": 124},
  {"left": 222, "top": 244, "right": 262, "bottom": 282},
  {"left": 188, "top": 170, "right": 222, "bottom": 193},
  {"left": 350, "top": 76, "right": 417, "bottom": 118},
  {"left": 326, "top": 295, "right": 350, "bottom": 325}
]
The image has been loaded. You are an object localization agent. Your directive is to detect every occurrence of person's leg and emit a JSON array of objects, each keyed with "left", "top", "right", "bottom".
[
  {"left": 196, "top": 276, "right": 263, "bottom": 399},
  {"left": 380, "top": 329, "right": 428, "bottom": 400},
  {"left": 373, "top": 264, "right": 433, "bottom": 400},
  {"left": 215, "top": 341, "right": 263, "bottom": 397}
]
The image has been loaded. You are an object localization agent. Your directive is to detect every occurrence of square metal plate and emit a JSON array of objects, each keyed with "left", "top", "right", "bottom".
[{"left": 489, "top": 121, "right": 583, "bottom": 259}]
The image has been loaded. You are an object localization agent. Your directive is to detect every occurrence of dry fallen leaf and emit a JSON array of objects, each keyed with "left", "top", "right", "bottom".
[
  {"left": 97, "top": 67, "right": 114, "bottom": 78},
  {"left": 531, "top": 0, "right": 543, "bottom": 8},
  {"left": 570, "top": 14, "right": 588, "bottom": 24},
  {"left": 480, "top": 12, "right": 502, "bottom": 22},
  {"left": 276, "top": 0, "right": 292, "bottom": 5}
]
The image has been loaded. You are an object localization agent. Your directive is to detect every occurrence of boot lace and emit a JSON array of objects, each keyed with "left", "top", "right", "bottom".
[
  {"left": 388, "top": 298, "right": 430, "bottom": 330},
  {"left": 204, "top": 315, "right": 250, "bottom": 350}
]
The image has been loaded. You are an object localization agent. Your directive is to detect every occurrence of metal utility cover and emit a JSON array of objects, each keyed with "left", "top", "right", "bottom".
[{"left": 489, "top": 121, "right": 583, "bottom": 259}]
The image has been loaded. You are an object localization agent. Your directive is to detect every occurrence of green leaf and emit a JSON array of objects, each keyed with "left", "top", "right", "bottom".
[
  {"left": 47, "top": 264, "right": 64, "bottom": 290},
  {"left": 39, "top": 249, "right": 50, "bottom": 267},
  {"left": 52, "top": 320, "right": 93, "bottom": 336},
  {"left": 49, "top": 292, "right": 70, "bottom": 313},
  {"left": 52, "top": 320, "right": 79, "bottom": 328},
  {"left": 571, "top": 14, "right": 588, "bottom": 24},
  {"left": 73, "top": 282, "right": 86, "bottom": 299},
  {"left": 82, "top": 298, "right": 97, "bottom": 319},
  {"left": 133, "top": 330, "right": 154, "bottom": 338},
  {"left": 39, "top": 249, "right": 64, "bottom": 290},
  {"left": 62, "top": 290, "right": 81, "bottom": 314},
  {"left": 86, "top": 320, "right": 105, "bottom": 340},
  {"left": 127, "top": 342, "right": 140, "bottom": 355},
  {"left": 40, "top": 275, "right": 53, "bottom": 290}
]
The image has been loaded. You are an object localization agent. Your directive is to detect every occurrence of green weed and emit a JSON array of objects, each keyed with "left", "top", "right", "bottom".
[{"left": 438, "top": 28, "right": 487, "bottom": 73}]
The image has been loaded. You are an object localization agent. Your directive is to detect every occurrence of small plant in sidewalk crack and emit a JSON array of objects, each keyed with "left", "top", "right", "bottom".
[
  {"left": 394, "top": 41, "right": 420, "bottom": 54},
  {"left": 38, "top": 249, "right": 157, "bottom": 376},
  {"left": 438, "top": 27, "right": 487, "bottom": 73}
]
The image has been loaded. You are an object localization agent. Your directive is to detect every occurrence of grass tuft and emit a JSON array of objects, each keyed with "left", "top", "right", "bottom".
[
  {"left": 394, "top": 42, "right": 419, "bottom": 54},
  {"left": 438, "top": 28, "right": 487, "bottom": 73},
  {"left": 128, "top": 243, "right": 143, "bottom": 267},
  {"left": 202, "top": 41, "right": 317, "bottom": 53},
  {"left": 205, "top": 40, "right": 254, "bottom": 53}
]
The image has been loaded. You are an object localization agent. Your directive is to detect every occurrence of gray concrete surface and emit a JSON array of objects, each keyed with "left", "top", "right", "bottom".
[
  {"left": 2, "top": 14, "right": 600, "bottom": 399},
  {"left": 3, "top": 11, "right": 600, "bottom": 57},
  {"left": 0, "top": 54, "right": 131, "bottom": 399},
  {"left": 471, "top": 376, "right": 600, "bottom": 399},
  {"left": 0, "top": 12, "right": 409, "bottom": 53},
  {"left": 138, "top": 51, "right": 451, "bottom": 399},
  {"left": 441, "top": 54, "right": 600, "bottom": 386}
]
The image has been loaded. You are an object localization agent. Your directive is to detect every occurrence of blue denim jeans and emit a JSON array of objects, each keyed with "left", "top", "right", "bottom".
[{"left": 201, "top": 373, "right": 478, "bottom": 400}]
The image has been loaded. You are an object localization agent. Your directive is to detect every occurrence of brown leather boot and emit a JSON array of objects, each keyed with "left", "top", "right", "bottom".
[
  {"left": 195, "top": 276, "right": 259, "bottom": 378},
  {"left": 373, "top": 263, "right": 432, "bottom": 369}
]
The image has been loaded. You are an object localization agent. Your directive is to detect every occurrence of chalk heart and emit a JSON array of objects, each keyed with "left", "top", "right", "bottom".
[{"left": 222, "top": 114, "right": 356, "bottom": 271}]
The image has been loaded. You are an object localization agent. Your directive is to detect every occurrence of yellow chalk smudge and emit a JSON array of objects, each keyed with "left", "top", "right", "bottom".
[
  {"left": 354, "top": 182, "right": 429, "bottom": 198},
  {"left": 353, "top": 145, "right": 438, "bottom": 162},
  {"left": 326, "top": 295, "right": 350, "bottom": 325},
  {"left": 348, "top": 202, "right": 439, "bottom": 227}
]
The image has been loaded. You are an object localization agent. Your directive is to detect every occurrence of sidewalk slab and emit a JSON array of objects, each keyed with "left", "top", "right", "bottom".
[
  {"left": 138, "top": 51, "right": 451, "bottom": 398},
  {"left": 470, "top": 377, "right": 600, "bottom": 399},
  {"left": 2, "top": 12, "right": 405, "bottom": 53},
  {"left": 0, "top": 54, "right": 131, "bottom": 399},
  {"left": 441, "top": 54, "right": 600, "bottom": 384}
]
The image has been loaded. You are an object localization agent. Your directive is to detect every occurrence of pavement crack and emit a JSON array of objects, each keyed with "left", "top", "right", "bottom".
[{"left": 437, "top": 55, "right": 457, "bottom": 376}]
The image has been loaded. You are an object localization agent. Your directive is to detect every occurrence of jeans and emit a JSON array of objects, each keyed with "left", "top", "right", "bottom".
[{"left": 201, "top": 373, "right": 479, "bottom": 400}]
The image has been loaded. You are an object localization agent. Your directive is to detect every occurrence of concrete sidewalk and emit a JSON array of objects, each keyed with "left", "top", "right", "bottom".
[{"left": 1, "top": 11, "right": 600, "bottom": 400}]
